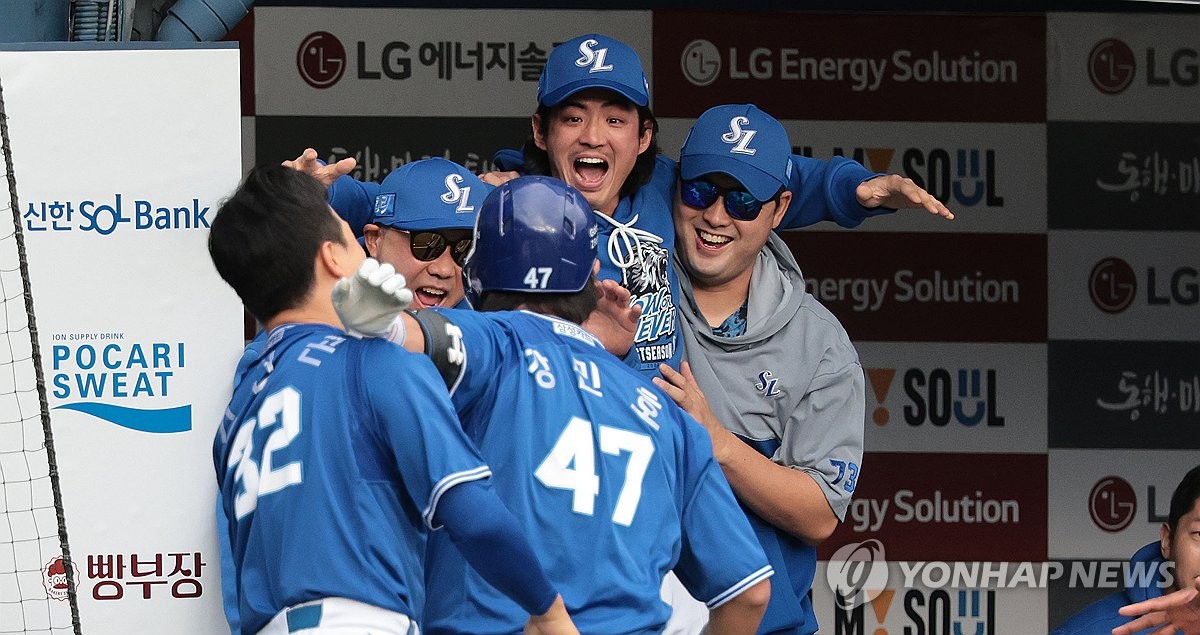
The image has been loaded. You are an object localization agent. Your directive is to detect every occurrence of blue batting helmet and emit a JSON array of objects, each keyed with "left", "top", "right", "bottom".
[{"left": 463, "top": 176, "right": 598, "bottom": 306}]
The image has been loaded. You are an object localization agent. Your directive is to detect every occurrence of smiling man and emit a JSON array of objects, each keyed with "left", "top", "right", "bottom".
[
  {"left": 297, "top": 33, "right": 952, "bottom": 380},
  {"left": 654, "top": 104, "right": 865, "bottom": 635},
  {"left": 500, "top": 33, "right": 949, "bottom": 378},
  {"left": 361, "top": 158, "right": 488, "bottom": 310}
]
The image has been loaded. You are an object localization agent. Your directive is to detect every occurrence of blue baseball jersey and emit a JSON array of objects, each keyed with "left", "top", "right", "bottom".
[
  {"left": 419, "top": 309, "right": 773, "bottom": 635},
  {"left": 214, "top": 323, "right": 491, "bottom": 635}
]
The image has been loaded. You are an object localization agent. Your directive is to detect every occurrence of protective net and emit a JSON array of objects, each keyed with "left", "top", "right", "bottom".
[{"left": 0, "top": 73, "right": 81, "bottom": 635}]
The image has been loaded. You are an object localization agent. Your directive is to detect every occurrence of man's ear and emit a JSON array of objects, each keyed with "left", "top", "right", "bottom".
[
  {"left": 318, "top": 238, "right": 359, "bottom": 280},
  {"left": 592, "top": 259, "right": 601, "bottom": 276},
  {"left": 1161, "top": 522, "right": 1173, "bottom": 560},
  {"left": 532, "top": 113, "right": 548, "bottom": 151},
  {"left": 771, "top": 191, "right": 792, "bottom": 230},
  {"left": 363, "top": 223, "right": 382, "bottom": 257},
  {"left": 638, "top": 120, "right": 653, "bottom": 156}
]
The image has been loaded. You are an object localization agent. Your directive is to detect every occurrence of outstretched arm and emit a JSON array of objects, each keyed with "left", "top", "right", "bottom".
[
  {"left": 780, "top": 155, "right": 953, "bottom": 229},
  {"left": 332, "top": 258, "right": 425, "bottom": 351},
  {"left": 282, "top": 147, "right": 356, "bottom": 188},
  {"left": 1114, "top": 577, "right": 1200, "bottom": 635},
  {"left": 856, "top": 174, "right": 953, "bottom": 219}
]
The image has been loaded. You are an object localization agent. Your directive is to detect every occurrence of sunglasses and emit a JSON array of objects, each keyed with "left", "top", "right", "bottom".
[
  {"left": 679, "top": 177, "right": 773, "bottom": 221},
  {"left": 392, "top": 228, "right": 473, "bottom": 266}
]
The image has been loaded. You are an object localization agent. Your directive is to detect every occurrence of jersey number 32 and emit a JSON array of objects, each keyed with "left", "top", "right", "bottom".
[{"left": 226, "top": 387, "right": 305, "bottom": 520}]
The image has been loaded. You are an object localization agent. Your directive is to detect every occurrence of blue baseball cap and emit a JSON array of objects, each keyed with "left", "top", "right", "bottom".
[
  {"left": 538, "top": 34, "right": 650, "bottom": 108},
  {"left": 679, "top": 104, "right": 793, "bottom": 202},
  {"left": 371, "top": 158, "right": 493, "bottom": 231}
]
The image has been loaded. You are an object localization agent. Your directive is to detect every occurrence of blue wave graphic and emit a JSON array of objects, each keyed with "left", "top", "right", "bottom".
[{"left": 53, "top": 402, "right": 192, "bottom": 433}]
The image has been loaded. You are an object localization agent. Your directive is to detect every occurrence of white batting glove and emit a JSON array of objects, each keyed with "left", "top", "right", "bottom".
[{"left": 332, "top": 258, "right": 414, "bottom": 340}]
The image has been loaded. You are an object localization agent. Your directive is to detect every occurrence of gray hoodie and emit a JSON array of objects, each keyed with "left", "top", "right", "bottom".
[
  {"left": 675, "top": 231, "right": 865, "bottom": 520},
  {"left": 674, "top": 231, "right": 866, "bottom": 634}
]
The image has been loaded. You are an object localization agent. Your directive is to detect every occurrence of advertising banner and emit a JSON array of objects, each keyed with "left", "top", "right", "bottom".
[
  {"left": 652, "top": 12, "right": 1045, "bottom": 121},
  {"left": 254, "top": 7, "right": 651, "bottom": 117},
  {"left": 856, "top": 342, "right": 1046, "bottom": 454},
  {"left": 255, "top": 115, "right": 530, "bottom": 183},
  {"left": 1048, "top": 12, "right": 1200, "bottom": 123},
  {"left": 813, "top": 561, "right": 1048, "bottom": 635},
  {"left": 1, "top": 44, "right": 244, "bottom": 633},
  {"left": 1049, "top": 341, "right": 1200, "bottom": 449},
  {"left": 1047, "top": 231, "right": 1198, "bottom": 341},
  {"left": 820, "top": 452, "right": 1048, "bottom": 562},
  {"left": 1048, "top": 122, "right": 1200, "bottom": 231},
  {"left": 1048, "top": 449, "right": 1200, "bottom": 559},
  {"left": 780, "top": 232, "right": 1047, "bottom": 342}
]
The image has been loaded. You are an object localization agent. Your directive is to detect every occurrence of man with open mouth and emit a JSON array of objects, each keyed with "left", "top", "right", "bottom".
[
  {"left": 292, "top": 33, "right": 951, "bottom": 380},
  {"left": 359, "top": 157, "right": 490, "bottom": 311}
]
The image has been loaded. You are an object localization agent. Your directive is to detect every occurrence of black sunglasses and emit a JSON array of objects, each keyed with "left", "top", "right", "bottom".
[
  {"left": 679, "top": 177, "right": 774, "bottom": 221},
  {"left": 393, "top": 228, "right": 473, "bottom": 266}
]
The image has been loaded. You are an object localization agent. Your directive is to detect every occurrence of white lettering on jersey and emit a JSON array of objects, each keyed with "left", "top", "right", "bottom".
[
  {"left": 535, "top": 416, "right": 654, "bottom": 526},
  {"left": 444, "top": 323, "right": 465, "bottom": 367},
  {"left": 629, "top": 386, "right": 662, "bottom": 431},
  {"left": 227, "top": 387, "right": 305, "bottom": 520},
  {"left": 573, "top": 359, "right": 603, "bottom": 397},
  {"left": 441, "top": 174, "right": 474, "bottom": 213},
  {"left": 525, "top": 348, "right": 555, "bottom": 388},
  {"left": 721, "top": 116, "right": 757, "bottom": 156},
  {"left": 576, "top": 39, "right": 613, "bottom": 73}
]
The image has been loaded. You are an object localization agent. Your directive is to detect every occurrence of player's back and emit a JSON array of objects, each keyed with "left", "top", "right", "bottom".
[
  {"left": 215, "top": 323, "right": 486, "bottom": 634},
  {"left": 423, "top": 309, "right": 769, "bottom": 635}
]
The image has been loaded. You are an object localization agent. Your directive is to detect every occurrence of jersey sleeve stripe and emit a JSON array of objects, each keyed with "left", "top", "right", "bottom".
[
  {"left": 422, "top": 465, "right": 493, "bottom": 530},
  {"left": 703, "top": 565, "right": 775, "bottom": 609}
]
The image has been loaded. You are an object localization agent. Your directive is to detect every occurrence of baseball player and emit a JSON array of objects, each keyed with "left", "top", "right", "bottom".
[
  {"left": 288, "top": 32, "right": 952, "bottom": 379},
  {"left": 361, "top": 157, "right": 489, "bottom": 310},
  {"left": 1064, "top": 464, "right": 1200, "bottom": 635},
  {"left": 332, "top": 175, "right": 774, "bottom": 634},
  {"left": 654, "top": 104, "right": 866, "bottom": 635},
  {"left": 207, "top": 165, "right": 576, "bottom": 635}
]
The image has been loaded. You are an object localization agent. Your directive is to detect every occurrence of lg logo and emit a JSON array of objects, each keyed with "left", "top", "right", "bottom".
[
  {"left": 297, "top": 31, "right": 346, "bottom": 89},
  {"left": 1088, "top": 39, "right": 1136, "bottom": 95},
  {"left": 1089, "top": 476, "right": 1137, "bottom": 532},
  {"left": 681, "top": 39, "right": 721, "bottom": 87},
  {"left": 1088, "top": 38, "right": 1200, "bottom": 95},
  {"left": 1089, "top": 257, "right": 1199, "bottom": 313},
  {"left": 1089, "top": 257, "right": 1137, "bottom": 314}
]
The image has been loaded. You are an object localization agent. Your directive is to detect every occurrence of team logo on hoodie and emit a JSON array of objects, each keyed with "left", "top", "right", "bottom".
[{"left": 756, "top": 370, "right": 782, "bottom": 397}]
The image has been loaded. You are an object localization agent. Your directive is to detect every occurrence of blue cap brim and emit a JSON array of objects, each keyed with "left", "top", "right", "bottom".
[
  {"left": 540, "top": 79, "right": 648, "bottom": 108},
  {"left": 376, "top": 214, "right": 476, "bottom": 232},
  {"left": 679, "top": 154, "right": 785, "bottom": 202}
]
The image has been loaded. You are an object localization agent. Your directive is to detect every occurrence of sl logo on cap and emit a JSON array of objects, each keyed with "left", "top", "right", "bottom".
[
  {"left": 575, "top": 39, "right": 614, "bottom": 73},
  {"left": 721, "top": 116, "right": 757, "bottom": 156},
  {"left": 440, "top": 174, "right": 475, "bottom": 214}
]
